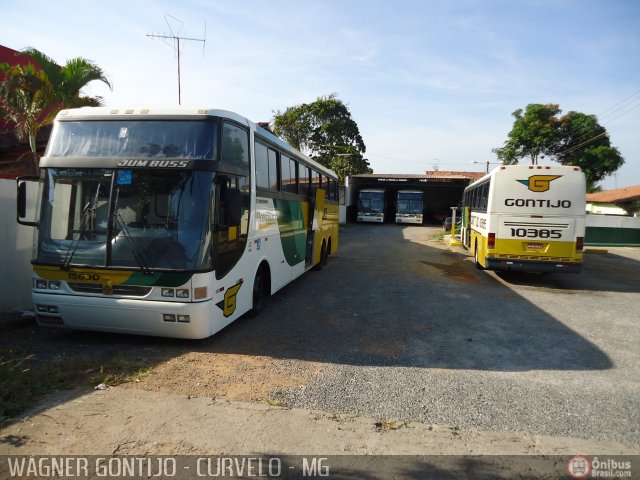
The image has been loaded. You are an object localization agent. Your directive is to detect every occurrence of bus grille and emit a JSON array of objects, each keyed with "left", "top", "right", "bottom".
[{"left": 68, "top": 283, "right": 152, "bottom": 297}]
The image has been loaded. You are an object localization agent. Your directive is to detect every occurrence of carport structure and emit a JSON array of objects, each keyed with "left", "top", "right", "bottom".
[{"left": 345, "top": 171, "right": 485, "bottom": 224}]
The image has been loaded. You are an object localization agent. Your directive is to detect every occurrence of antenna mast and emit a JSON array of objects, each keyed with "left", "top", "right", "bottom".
[{"left": 147, "top": 15, "right": 206, "bottom": 105}]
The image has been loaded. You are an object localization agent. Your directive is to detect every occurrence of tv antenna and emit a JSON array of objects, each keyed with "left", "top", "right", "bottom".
[
  {"left": 432, "top": 158, "right": 440, "bottom": 172},
  {"left": 147, "top": 14, "right": 206, "bottom": 105}
]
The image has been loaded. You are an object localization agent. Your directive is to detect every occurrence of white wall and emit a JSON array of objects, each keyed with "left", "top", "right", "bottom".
[
  {"left": 586, "top": 214, "right": 640, "bottom": 229},
  {"left": 586, "top": 202, "right": 627, "bottom": 215},
  {"left": 0, "top": 178, "right": 37, "bottom": 312}
]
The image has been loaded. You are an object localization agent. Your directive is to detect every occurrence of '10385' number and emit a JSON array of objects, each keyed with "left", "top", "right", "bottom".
[{"left": 510, "top": 228, "right": 562, "bottom": 239}]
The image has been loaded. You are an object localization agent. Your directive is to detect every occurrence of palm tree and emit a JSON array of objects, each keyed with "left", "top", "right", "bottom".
[
  {"left": 21, "top": 47, "right": 111, "bottom": 109},
  {"left": 0, "top": 47, "right": 112, "bottom": 173},
  {"left": 0, "top": 63, "right": 53, "bottom": 173}
]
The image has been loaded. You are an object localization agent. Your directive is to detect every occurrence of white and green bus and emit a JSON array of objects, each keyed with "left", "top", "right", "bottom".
[
  {"left": 395, "top": 190, "right": 424, "bottom": 224},
  {"left": 16, "top": 107, "right": 339, "bottom": 339},
  {"left": 357, "top": 188, "right": 385, "bottom": 223},
  {"left": 460, "top": 164, "right": 585, "bottom": 273}
]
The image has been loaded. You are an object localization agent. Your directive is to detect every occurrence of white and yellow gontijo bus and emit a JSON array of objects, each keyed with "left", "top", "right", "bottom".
[
  {"left": 16, "top": 107, "right": 339, "bottom": 339},
  {"left": 460, "top": 164, "right": 586, "bottom": 273}
]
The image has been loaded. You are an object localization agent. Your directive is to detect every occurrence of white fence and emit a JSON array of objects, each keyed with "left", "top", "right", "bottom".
[{"left": 0, "top": 178, "right": 37, "bottom": 312}]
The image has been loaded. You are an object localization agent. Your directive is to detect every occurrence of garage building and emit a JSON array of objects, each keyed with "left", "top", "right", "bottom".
[{"left": 344, "top": 171, "right": 485, "bottom": 224}]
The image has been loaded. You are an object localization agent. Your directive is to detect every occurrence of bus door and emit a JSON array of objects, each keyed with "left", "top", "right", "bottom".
[{"left": 305, "top": 187, "right": 326, "bottom": 267}]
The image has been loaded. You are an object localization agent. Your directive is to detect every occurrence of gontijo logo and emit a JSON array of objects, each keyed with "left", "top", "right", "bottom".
[{"left": 517, "top": 175, "right": 562, "bottom": 192}]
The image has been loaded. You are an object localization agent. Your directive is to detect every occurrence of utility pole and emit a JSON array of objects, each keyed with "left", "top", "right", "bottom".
[{"left": 147, "top": 15, "right": 206, "bottom": 105}]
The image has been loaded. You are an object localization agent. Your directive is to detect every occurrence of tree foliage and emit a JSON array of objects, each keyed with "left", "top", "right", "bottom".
[
  {"left": 0, "top": 47, "right": 111, "bottom": 172},
  {"left": 0, "top": 63, "right": 53, "bottom": 171},
  {"left": 493, "top": 103, "right": 624, "bottom": 189},
  {"left": 273, "top": 94, "right": 370, "bottom": 183}
]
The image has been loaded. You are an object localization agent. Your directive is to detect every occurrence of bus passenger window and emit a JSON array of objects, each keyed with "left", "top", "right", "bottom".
[
  {"left": 255, "top": 142, "right": 269, "bottom": 189},
  {"left": 222, "top": 123, "right": 249, "bottom": 173},
  {"left": 300, "top": 166, "right": 311, "bottom": 197},
  {"left": 268, "top": 148, "right": 279, "bottom": 191}
]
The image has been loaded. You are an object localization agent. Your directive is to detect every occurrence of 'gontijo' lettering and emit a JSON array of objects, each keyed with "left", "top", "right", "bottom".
[{"left": 505, "top": 198, "right": 572, "bottom": 208}]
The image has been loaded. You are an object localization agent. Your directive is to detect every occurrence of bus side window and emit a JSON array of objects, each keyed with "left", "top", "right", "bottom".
[
  {"left": 268, "top": 148, "right": 279, "bottom": 191},
  {"left": 255, "top": 141, "right": 269, "bottom": 189},
  {"left": 222, "top": 123, "right": 249, "bottom": 174},
  {"left": 281, "top": 155, "right": 297, "bottom": 194},
  {"left": 300, "top": 166, "right": 311, "bottom": 197},
  {"left": 311, "top": 170, "right": 320, "bottom": 195},
  {"left": 290, "top": 158, "right": 299, "bottom": 194}
]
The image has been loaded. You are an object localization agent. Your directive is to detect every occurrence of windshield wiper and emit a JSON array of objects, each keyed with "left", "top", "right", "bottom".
[
  {"left": 111, "top": 209, "right": 154, "bottom": 276},
  {"left": 62, "top": 202, "right": 92, "bottom": 270}
]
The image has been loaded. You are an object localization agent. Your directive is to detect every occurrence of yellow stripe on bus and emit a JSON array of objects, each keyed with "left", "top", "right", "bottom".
[{"left": 34, "top": 265, "right": 133, "bottom": 284}]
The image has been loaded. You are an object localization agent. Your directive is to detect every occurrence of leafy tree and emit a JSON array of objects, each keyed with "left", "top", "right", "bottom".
[
  {"left": 273, "top": 94, "right": 369, "bottom": 183},
  {"left": 0, "top": 63, "right": 53, "bottom": 172},
  {"left": 493, "top": 104, "right": 562, "bottom": 165},
  {"left": 20, "top": 48, "right": 111, "bottom": 109},
  {"left": 555, "top": 111, "right": 624, "bottom": 189},
  {"left": 493, "top": 103, "right": 624, "bottom": 188},
  {"left": 0, "top": 48, "right": 111, "bottom": 172}
]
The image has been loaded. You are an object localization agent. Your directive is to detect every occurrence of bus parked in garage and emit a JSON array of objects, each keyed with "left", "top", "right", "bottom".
[
  {"left": 395, "top": 190, "right": 424, "bottom": 224},
  {"left": 460, "top": 165, "right": 585, "bottom": 272},
  {"left": 357, "top": 188, "right": 386, "bottom": 223}
]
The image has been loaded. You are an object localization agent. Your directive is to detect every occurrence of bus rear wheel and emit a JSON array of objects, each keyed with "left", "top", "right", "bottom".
[{"left": 474, "top": 242, "right": 484, "bottom": 270}]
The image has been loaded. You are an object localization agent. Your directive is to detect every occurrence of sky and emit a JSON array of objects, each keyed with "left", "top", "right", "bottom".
[{"left": 3, "top": 0, "right": 639, "bottom": 189}]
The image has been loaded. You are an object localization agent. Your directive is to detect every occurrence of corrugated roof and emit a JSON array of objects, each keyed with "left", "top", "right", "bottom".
[
  {"left": 586, "top": 185, "right": 640, "bottom": 203},
  {"left": 350, "top": 171, "right": 485, "bottom": 181}
]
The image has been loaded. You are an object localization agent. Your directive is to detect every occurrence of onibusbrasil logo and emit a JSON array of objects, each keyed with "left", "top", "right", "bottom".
[
  {"left": 568, "top": 456, "right": 591, "bottom": 478},
  {"left": 517, "top": 175, "right": 562, "bottom": 192}
]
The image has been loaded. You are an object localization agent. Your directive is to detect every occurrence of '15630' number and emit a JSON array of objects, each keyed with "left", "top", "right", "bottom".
[{"left": 510, "top": 228, "right": 562, "bottom": 239}]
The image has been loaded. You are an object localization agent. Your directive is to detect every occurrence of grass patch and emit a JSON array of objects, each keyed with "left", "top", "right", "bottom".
[
  {"left": 264, "top": 398, "right": 285, "bottom": 407},
  {"left": 0, "top": 350, "right": 151, "bottom": 422},
  {"left": 431, "top": 230, "right": 447, "bottom": 242},
  {"left": 375, "top": 419, "right": 405, "bottom": 431}
]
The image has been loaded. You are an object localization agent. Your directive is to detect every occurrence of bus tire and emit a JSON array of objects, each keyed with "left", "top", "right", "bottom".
[
  {"left": 321, "top": 240, "right": 328, "bottom": 267},
  {"left": 248, "top": 264, "right": 269, "bottom": 317},
  {"left": 314, "top": 241, "right": 328, "bottom": 270},
  {"left": 474, "top": 242, "right": 484, "bottom": 270}
]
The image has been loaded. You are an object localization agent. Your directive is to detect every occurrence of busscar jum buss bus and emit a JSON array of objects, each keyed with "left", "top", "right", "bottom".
[
  {"left": 460, "top": 164, "right": 585, "bottom": 273},
  {"left": 16, "top": 107, "right": 339, "bottom": 339},
  {"left": 357, "top": 188, "right": 385, "bottom": 223},
  {"left": 395, "top": 190, "right": 424, "bottom": 224}
]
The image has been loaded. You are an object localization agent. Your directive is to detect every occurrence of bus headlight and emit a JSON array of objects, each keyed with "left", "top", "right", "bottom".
[
  {"left": 35, "top": 279, "right": 48, "bottom": 289},
  {"left": 176, "top": 289, "right": 190, "bottom": 298},
  {"left": 161, "top": 288, "right": 175, "bottom": 297}
]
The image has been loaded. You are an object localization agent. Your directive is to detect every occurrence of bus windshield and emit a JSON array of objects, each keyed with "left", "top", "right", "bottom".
[
  {"left": 397, "top": 193, "right": 423, "bottom": 214},
  {"left": 37, "top": 168, "right": 214, "bottom": 271},
  {"left": 46, "top": 120, "right": 217, "bottom": 159},
  {"left": 359, "top": 191, "right": 384, "bottom": 213}
]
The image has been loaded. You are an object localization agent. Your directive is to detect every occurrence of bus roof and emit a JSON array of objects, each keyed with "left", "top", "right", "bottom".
[
  {"left": 465, "top": 164, "right": 583, "bottom": 190},
  {"left": 54, "top": 106, "right": 338, "bottom": 181}
]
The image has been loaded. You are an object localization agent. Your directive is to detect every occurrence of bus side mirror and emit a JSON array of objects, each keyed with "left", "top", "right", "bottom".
[{"left": 16, "top": 176, "right": 39, "bottom": 227}]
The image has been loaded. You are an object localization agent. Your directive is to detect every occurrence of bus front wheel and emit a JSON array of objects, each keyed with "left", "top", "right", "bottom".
[
  {"left": 248, "top": 264, "right": 269, "bottom": 317},
  {"left": 313, "top": 241, "right": 328, "bottom": 271}
]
